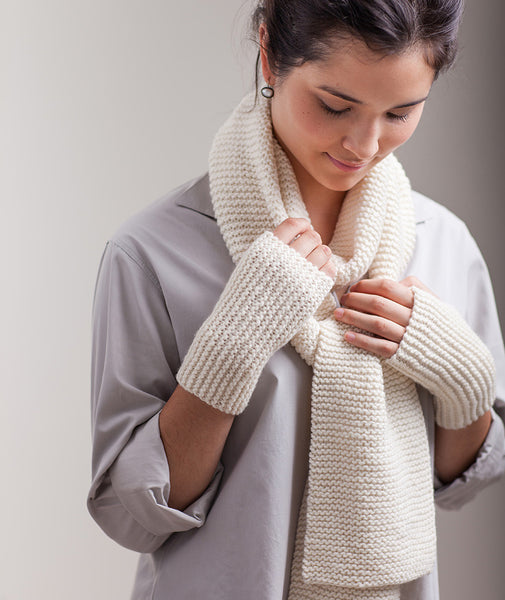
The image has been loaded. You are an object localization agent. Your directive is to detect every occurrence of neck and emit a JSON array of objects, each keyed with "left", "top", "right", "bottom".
[{"left": 297, "top": 172, "right": 346, "bottom": 246}]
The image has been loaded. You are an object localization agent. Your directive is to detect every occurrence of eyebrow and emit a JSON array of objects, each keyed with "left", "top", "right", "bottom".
[{"left": 317, "top": 85, "right": 429, "bottom": 110}]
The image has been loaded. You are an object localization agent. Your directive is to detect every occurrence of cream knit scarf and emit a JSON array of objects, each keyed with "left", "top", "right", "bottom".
[{"left": 209, "top": 93, "right": 436, "bottom": 599}]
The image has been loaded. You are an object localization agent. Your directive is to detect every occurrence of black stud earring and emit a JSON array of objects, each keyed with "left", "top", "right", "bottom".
[{"left": 261, "top": 84, "right": 274, "bottom": 99}]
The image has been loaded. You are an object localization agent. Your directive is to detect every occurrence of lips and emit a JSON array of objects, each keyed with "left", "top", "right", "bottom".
[{"left": 325, "top": 153, "right": 368, "bottom": 172}]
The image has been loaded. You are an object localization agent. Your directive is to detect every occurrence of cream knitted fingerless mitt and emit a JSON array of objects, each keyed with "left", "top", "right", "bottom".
[
  {"left": 388, "top": 286, "right": 495, "bottom": 429},
  {"left": 176, "top": 231, "right": 334, "bottom": 414}
]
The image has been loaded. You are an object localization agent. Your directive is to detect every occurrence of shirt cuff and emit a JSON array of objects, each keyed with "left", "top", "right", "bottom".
[
  {"left": 434, "top": 407, "right": 505, "bottom": 509},
  {"left": 103, "top": 412, "right": 223, "bottom": 550}
]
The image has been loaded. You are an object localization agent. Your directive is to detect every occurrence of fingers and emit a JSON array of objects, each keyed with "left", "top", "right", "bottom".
[
  {"left": 272, "top": 218, "right": 336, "bottom": 278},
  {"left": 340, "top": 291, "right": 412, "bottom": 327},
  {"left": 335, "top": 277, "right": 417, "bottom": 359},
  {"left": 273, "top": 217, "right": 312, "bottom": 245},
  {"left": 343, "top": 331, "right": 399, "bottom": 359},
  {"left": 334, "top": 307, "right": 405, "bottom": 343},
  {"left": 307, "top": 244, "right": 336, "bottom": 278},
  {"left": 334, "top": 304, "right": 404, "bottom": 358},
  {"left": 335, "top": 277, "right": 434, "bottom": 358},
  {"left": 348, "top": 278, "right": 414, "bottom": 309}
]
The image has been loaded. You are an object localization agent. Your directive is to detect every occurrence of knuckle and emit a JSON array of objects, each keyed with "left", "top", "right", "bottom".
[
  {"left": 380, "top": 279, "right": 395, "bottom": 294},
  {"left": 306, "top": 229, "right": 322, "bottom": 244},
  {"left": 378, "top": 340, "right": 395, "bottom": 358},
  {"left": 284, "top": 217, "right": 301, "bottom": 230},
  {"left": 403, "top": 275, "right": 419, "bottom": 288},
  {"left": 372, "top": 296, "right": 386, "bottom": 312},
  {"left": 374, "top": 317, "right": 388, "bottom": 336}
]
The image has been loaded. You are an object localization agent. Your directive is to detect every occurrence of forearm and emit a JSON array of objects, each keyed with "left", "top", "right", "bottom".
[
  {"left": 434, "top": 409, "right": 492, "bottom": 483},
  {"left": 159, "top": 384, "right": 234, "bottom": 511}
]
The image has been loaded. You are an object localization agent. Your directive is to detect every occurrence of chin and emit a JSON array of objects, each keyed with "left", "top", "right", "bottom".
[{"left": 321, "top": 173, "right": 365, "bottom": 193}]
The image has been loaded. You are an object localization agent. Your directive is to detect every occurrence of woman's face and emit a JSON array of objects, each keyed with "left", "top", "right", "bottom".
[{"left": 262, "top": 36, "right": 435, "bottom": 199}]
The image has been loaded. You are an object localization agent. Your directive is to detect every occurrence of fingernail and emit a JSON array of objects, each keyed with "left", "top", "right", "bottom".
[
  {"left": 334, "top": 308, "right": 344, "bottom": 318},
  {"left": 345, "top": 332, "right": 355, "bottom": 342}
]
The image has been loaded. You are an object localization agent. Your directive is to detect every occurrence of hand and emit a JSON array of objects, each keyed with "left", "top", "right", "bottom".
[
  {"left": 334, "top": 276, "right": 434, "bottom": 358},
  {"left": 273, "top": 218, "right": 336, "bottom": 279}
]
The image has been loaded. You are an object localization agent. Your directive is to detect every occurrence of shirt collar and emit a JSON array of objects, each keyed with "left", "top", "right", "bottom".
[{"left": 175, "top": 173, "right": 216, "bottom": 220}]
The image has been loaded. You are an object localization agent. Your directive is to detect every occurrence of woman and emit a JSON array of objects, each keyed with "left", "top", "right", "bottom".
[{"left": 88, "top": 1, "right": 505, "bottom": 598}]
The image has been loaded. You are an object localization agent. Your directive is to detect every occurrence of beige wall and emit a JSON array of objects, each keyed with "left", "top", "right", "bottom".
[{"left": 2, "top": 1, "right": 503, "bottom": 598}]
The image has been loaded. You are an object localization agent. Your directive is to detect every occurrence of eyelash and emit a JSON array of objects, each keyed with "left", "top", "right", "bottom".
[
  {"left": 388, "top": 112, "right": 409, "bottom": 123},
  {"left": 319, "top": 100, "right": 409, "bottom": 123}
]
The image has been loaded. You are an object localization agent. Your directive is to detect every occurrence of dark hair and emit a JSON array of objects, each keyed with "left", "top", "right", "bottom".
[{"left": 252, "top": 0, "right": 463, "bottom": 86}]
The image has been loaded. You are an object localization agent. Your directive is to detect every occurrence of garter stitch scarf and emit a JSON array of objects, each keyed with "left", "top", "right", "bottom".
[{"left": 208, "top": 93, "right": 437, "bottom": 599}]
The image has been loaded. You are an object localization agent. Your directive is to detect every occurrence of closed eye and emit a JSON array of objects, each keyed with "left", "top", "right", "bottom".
[
  {"left": 319, "top": 99, "right": 350, "bottom": 117},
  {"left": 320, "top": 97, "right": 411, "bottom": 123},
  {"left": 387, "top": 112, "right": 409, "bottom": 123}
]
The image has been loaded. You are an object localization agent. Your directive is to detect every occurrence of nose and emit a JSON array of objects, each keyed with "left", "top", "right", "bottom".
[{"left": 341, "top": 121, "right": 380, "bottom": 161}]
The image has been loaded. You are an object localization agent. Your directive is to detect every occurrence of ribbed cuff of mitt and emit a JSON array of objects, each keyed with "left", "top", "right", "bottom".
[
  {"left": 176, "top": 231, "right": 335, "bottom": 415},
  {"left": 388, "top": 287, "right": 496, "bottom": 429}
]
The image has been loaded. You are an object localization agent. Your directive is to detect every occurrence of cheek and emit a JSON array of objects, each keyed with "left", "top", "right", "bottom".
[
  {"left": 289, "top": 97, "right": 334, "bottom": 147},
  {"left": 382, "top": 121, "right": 419, "bottom": 152},
  {"left": 386, "top": 109, "right": 424, "bottom": 151}
]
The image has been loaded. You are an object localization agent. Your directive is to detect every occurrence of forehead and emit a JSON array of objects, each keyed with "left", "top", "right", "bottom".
[{"left": 293, "top": 38, "right": 435, "bottom": 105}]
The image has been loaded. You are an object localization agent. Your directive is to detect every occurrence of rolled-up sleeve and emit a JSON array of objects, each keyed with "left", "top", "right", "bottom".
[
  {"left": 87, "top": 240, "right": 223, "bottom": 553},
  {"left": 434, "top": 408, "right": 505, "bottom": 509}
]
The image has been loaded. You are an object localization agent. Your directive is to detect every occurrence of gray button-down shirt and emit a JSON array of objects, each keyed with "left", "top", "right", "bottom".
[{"left": 88, "top": 174, "right": 505, "bottom": 599}]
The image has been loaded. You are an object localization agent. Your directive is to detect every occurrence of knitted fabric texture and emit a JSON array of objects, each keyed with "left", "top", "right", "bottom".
[
  {"left": 178, "top": 92, "right": 494, "bottom": 598},
  {"left": 177, "top": 230, "right": 334, "bottom": 414},
  {"left": 389, "top": 286, "right": 495, "bottom": 429}
]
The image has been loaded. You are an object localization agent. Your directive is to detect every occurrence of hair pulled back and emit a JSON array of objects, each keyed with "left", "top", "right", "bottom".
[{"left": 252, "top": 0, "right": 463, "bottom": 83}]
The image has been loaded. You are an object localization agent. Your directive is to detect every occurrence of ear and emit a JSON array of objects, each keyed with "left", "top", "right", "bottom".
[{"left": 259, "top": 23, "right": 275, "bottom": 85}]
